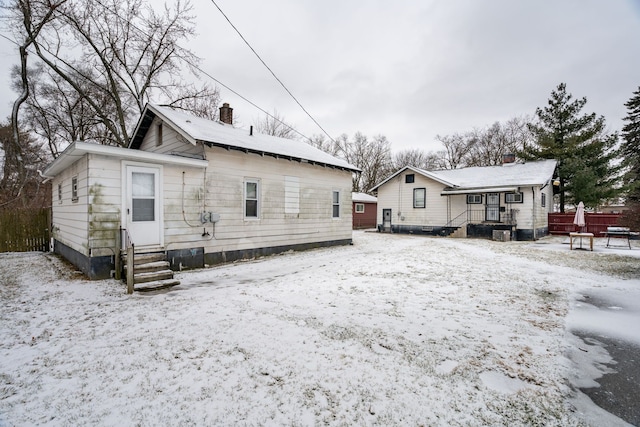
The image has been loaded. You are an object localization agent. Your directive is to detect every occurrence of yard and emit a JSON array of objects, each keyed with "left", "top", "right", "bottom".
[{"left": 1, "top": 231, "right": 639, "bottom": 426}]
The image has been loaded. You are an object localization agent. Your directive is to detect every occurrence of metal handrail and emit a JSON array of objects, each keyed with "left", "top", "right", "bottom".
[{"left": 117, "top": 227, "right": 135, "bottom": 294}]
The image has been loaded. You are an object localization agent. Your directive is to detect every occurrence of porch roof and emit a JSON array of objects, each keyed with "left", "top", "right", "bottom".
[
  {"left": 42, "top": 141, "right": 209, "bottom": 178},
  {"left": 441, "top": 186, "right": 518, "bottom": 195}
]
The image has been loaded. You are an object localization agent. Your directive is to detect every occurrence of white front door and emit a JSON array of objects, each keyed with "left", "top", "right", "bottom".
[{"left": 126, "top": 165, "right": 162, "bottom": 247}]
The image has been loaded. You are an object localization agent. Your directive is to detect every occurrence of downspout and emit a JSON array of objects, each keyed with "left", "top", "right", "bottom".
[{"left": 532, "top": 186, "right": 536, "bottom": 240}]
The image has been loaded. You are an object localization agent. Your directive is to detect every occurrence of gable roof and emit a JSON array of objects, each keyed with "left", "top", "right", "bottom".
[
  {"left": 370, "top": 160, "right": 557, "bottom": 193},
  {"left": 130, "top": 104, "right": 360, "bottom": 173},
  {"left": 352, "top": 192, "right": 377, "bottom": 203}
]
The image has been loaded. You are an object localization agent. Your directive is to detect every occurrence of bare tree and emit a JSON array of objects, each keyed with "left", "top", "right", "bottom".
[
  {"left": 392, "top": 148, "right": 444, "bottom": 171},
  {"left": 254, "top": 109, "right": 298, "bottom": 139},
  {"left": 6, "top": 0, "right": 219, "bottom": 154},
  {"left": 436, "top": 133, "right": 473, "bottom": 169}
]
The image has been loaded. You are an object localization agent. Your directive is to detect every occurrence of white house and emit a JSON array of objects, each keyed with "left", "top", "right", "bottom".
[
  {"left": 370, "top": 158, "right": 558, "bottom": 240},
  {"left": 42, "top": 103, "right": 360, "bottom": 280}
]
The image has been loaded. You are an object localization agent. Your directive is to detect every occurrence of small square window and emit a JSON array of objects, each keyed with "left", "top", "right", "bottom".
[
  {"left": 467, "top": 194, "right": 482, "bottom": 204},
  {"left": 355, "top": 203, "right": 364, "bottom": 213},
  {"left": 71, "top": 176, "right": 78, "bottom": 202},
  {"left": 405, "top": 174, "right": 415, "bottom": 183},
  {"left": 505, "top": 192, "right": 522, "bottom": 203},
  {"left": 413, "top": 188, "right": 426, "bottom": 208}
]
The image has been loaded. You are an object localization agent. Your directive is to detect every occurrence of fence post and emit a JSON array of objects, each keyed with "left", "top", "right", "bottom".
[{"left": 126, "top": 244, "right": 134, "bottom": 294}]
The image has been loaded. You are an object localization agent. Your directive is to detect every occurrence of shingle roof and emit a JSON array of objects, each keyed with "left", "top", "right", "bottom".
[{"left": 130, "top": 104, "right": 360, "bottom": 172}]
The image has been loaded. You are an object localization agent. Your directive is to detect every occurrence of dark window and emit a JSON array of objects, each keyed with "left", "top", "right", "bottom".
[
  {"left": 156, "top": 123, "right": 163, "bottom": 146},
  {"left": 58, "top": 183, "right": 62, "bottom": 203},
  {"left": 413, "top": 188, "right": 426, "bottom": 208},
  {"left": 71, "top": 176, "right": 78, "bottom": 202},
  {"left": 132, "top": 199, "right": 155, "bottom": 221},
  {"left": 405, "top": 174, "right": 415, "bottom": 183},
  {"left": 505, "top": 192, "right": 523, "bottom": 203},
  {"left": 332, "top": 191, "right": 340, "bottom": 218},
  {"left": 541, "top": 193, "right": 546, "bottom": 207},
  {"left": 245, "top": 181, "right": 259, "bottom": 218},
  {"left": 467, "top": 194, "right": 482, "bottom": 204}
]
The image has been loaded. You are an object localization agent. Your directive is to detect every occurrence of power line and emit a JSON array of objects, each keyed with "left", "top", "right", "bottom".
[{"left": 208, "top": 0, "right": 335, "bottom": 143}]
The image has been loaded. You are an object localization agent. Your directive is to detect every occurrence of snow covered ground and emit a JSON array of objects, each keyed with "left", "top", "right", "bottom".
[{"left": 1, "top": 231, "right": 638, "bottom": 426}]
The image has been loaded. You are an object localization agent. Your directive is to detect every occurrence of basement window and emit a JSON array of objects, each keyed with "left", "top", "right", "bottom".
[
  {"left": 505, "top": 192, "right": 523, "bottom": 203},
  {"left": 71, "top": 176, "right": 78, "bottom": 202},
  {"left": 355, "top": 203, "right": 364, "bottom": 213},
  {"left": 413, "top": 188, "right": 426, "bottom": 208}
]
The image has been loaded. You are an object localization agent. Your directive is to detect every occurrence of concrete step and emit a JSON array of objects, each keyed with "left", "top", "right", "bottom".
[{"left": 134, "top": 279, "right": 181, "bottom": 292}]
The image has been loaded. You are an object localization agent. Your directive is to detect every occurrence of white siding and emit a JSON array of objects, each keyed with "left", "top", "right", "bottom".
[
  {"left": 162, "top": 146, "right": 354, "bottom": 255},
  {"left": 139, "top": 117, "right": 204, "bottom": 158},
  {"left": 51, "top": 155, "right": 90, "bottom": 256},
  {"left": 86, "top": 155, "right": 123, "bottom": 256},
  {"left": 376, "top": 172, "right": 449, "bottom": 226}
]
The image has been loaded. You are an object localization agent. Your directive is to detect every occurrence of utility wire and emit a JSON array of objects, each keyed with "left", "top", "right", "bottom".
[{"left": 208, "top": 0, "right": 336, "bottom": 143}]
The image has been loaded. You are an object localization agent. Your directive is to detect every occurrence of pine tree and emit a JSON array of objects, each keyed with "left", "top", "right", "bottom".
[
  {"left": 521, "top": 83, "right": 620, "bottom": 212},
  {"left": 619, "top": 86, "right": 640, "bottom": 230},
  {"left": 621, "top": 86, "right": 640, "bottom": 202}
]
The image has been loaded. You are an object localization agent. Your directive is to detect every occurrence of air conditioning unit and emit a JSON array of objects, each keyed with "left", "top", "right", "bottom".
[{"left": 492, "top": 230, "right": 511, "bottom": 242}]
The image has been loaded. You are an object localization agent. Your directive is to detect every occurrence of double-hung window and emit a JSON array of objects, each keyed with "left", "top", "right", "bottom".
[
  {"left": 332, "top": 191, "right": 340, "bottom": 218},
  {"left": 541, "top": 193, "right": 546, "bottom": 207},
  {"left": 71, "top": 176, "right": 78, "bottom": 202},
  {"left": 413, "top": 188, "right": 426, "bottom": 208},
  {"left": 467, "top": 194, "right": 482, "bottom": 204},
  {"left": 245, "top": 180, "right": 259, "bottom": 218}
]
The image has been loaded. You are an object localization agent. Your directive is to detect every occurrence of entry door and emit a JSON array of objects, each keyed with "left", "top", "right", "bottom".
[
  {"left": 382, "top": 209, "right": 392, "bottom": 231},
  {"left": 486, "top": 193, "right": 500, "bottom": 222},
  {"left": 126, "top": 165, "right": 162, "bottom": 247}
]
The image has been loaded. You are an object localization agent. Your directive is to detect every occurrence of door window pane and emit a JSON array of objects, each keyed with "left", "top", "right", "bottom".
[
  {"left": 132, "top": 199, "right": 155, "bottom": 221},
  {"left": 132, "top": 172, "right": 154, "bottom": 197}
]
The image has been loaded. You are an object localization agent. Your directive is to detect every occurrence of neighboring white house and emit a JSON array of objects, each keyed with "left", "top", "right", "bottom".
[
  {"left": 370, "top": 158, "right": 558, "bottom": 241},
  {"left": 42, "top": 103, "right": 360, "bottom": 279}
]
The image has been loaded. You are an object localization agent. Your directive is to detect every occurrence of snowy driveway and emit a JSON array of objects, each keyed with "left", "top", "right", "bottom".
[{"left": 0, "top": 231, "right": 638, "bottom": 426}]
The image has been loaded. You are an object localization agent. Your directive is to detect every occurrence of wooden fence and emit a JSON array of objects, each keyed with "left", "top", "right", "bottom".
[
  {"left": 548, "top": 212, "right": 622, "bottom": 236},
  {"left": 0, "top": 208, "right": 51, "bottom": 252}
]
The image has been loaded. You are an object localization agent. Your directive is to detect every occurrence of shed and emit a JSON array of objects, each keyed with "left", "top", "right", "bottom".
[{"left": 351, "top": 192, "right": 377, "bottom": 229}]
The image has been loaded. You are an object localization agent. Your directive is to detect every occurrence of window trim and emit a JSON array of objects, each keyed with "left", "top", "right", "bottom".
[
  {"left": 413, "top": 188, "right": 426, "bottom": 208},
  {"left": 467, "top": 194, "right": 482, "bottom": 204},
  {"left": 505, "top": 192, "right": 523, "bottom": 203},
  {"left": 332, "top": 190, "right": 340, "bottom": 218},
  {"left": 71, "top": 176, "right": 78, "bottom": 203},
  {"left": 244, "top": 179, "right": 260, "bottom": 219},
  {"left": 355, "top": 203, "right": 365, "bottom": 213}
]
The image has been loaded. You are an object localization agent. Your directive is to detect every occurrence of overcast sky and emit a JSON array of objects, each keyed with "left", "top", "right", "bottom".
[{"left": 1, "top": 0, "right": 640, "bottom": 153}]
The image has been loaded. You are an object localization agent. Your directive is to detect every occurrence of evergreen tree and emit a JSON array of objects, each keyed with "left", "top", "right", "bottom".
[
  {"left": 621, "top": 86, "right": 640, "bottom": 202},
  {"left": 521, "top": 83, "right": 620, "bottom": 212}
]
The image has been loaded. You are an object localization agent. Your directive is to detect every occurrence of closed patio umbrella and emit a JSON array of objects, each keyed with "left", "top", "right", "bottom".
[{"left": 573, "top": 201, "right": 586, "bottom": 232}]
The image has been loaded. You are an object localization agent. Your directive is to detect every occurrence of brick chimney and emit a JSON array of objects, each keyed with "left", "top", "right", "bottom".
[
  {"left": 219, "top": 103, "right": 233, "bottom": 125},
  {"left": 502, "top": 153, "right": 516, "bottom": 164}
]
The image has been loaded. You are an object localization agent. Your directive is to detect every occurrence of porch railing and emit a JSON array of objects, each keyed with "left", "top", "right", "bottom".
[
  {"left": 116, "top": 227, "right": 135, "bottom": 294},
  {"left": 446, "top": 208, "right": 518, "bottom": 228}
]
